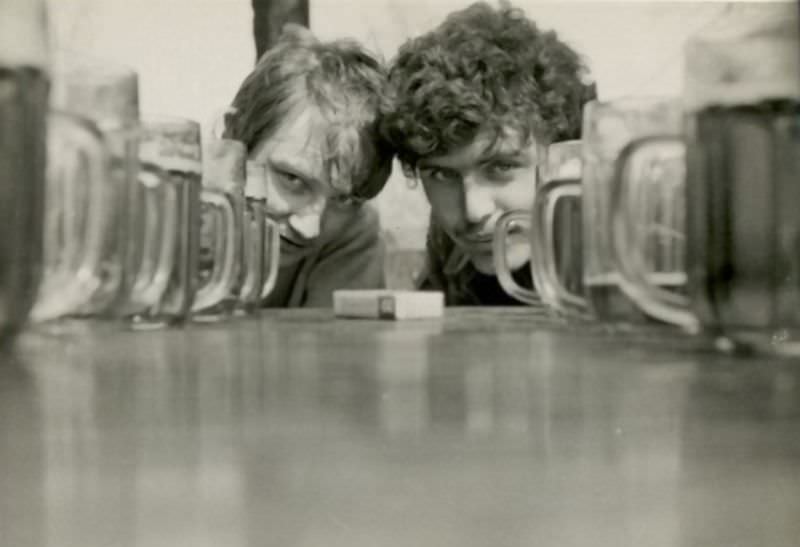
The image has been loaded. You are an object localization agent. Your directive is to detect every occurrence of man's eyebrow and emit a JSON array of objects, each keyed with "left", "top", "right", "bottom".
[
  {"left": 479, "top": 135, "right": 528, "bottom": 160},
  {"left": 479, "top": 147, "right": 530, "bottom": 164}
]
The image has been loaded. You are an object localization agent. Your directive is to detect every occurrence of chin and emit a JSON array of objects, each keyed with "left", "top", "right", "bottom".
[
  {"left": 278, "top": 236, "right": 313, "bottom": 266},
  {"left": 471, "top": 253, "right": 497, "bottom": 275}
]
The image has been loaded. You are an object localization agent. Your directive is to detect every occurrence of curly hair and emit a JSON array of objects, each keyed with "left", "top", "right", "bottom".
[
  {"left": 223, "top": 25, "right": 393, "bottom": 200},
  {"left": 381, "top": 2, "right": 596, "bottom": 174}
]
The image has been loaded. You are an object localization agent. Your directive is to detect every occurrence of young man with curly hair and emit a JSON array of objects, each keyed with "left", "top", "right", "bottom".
[{"left": 381, "top": 2, "right": 596, "bottom": 305}]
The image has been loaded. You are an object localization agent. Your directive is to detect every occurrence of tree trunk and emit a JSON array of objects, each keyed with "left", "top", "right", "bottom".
[{"left": 252, "top": 0, "right": 310, "bottom": 61}]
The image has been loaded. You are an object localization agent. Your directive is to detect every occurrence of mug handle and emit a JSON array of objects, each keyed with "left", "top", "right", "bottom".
[
  {"left": 237, "top": 201, "right": 260, "bottom": 302},
  {"left": 192, "top": 189, "right": 237, "bottom": 312},
  {"left": 261, "top": 216, "right": 281, "bottom": 299},
  {"left": 30, "top": 112, "right": 109, "bottom": 321},
  {"left": 610, "top": 135, "right": 699, "bottom": 333},
  {"left": 130, "top": 165, "right": 178, "bottom": 307},
  {"left": 493, "top": 210, "right": 540, "bottom": 306},
  {"left": 529, "top": 178, "right": 591, "bottom": 318}
]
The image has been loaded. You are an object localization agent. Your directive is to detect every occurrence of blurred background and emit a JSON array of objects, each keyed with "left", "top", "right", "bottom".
[{"left": 46, "top": 0, "right": 784, "bottom": 253}]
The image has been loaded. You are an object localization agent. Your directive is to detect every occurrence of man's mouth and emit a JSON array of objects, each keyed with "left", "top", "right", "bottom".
[
  {"left": 461, "top": 225, "right": 526, "bottom": 253},
  {"left": 506, "top": 224, "right": 526, "bottom": 237},
  {"left": 460, "top": 233, "right": 495, "bottom": 253},
  {"left": 466, "top": 233, "right": 495, "bottom": 243},
  {"left": 280, "top": 235, "right": 305, "bottom": 250},
  {"left": 278, "top": 223, "right": 310, "bottom": 249}
]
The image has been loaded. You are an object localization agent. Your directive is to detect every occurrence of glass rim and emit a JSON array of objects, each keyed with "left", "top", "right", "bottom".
[
  {"left": 139, "top": 113, "right": 201, "bottom": 133},
  {"left": 585, "top": 95, "right": 682, "bottom": 112},
  {"left": 52, "top": 49, "right": 138, "bottom": 81},
  {"left": 206, "top": 137, "right": 247, "bottom": 155}
]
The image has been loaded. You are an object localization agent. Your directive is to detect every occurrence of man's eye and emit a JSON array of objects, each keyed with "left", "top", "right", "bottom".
[
  {"left": 484, "top": 161, "right": 523, "bottom": 182},
  {"left": 276, "top": 170, "right": 309, "bottom": 195},
  {"left": 420, "top": 167, "right": 459, "bottom": 183},
  {"left": 486, "top": 161, "right": 517, "bottom": 175}
]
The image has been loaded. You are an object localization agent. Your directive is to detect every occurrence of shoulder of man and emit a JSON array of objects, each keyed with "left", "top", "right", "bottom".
[
  {"left": 418, "top": 217, "right": 482, "bottom": 305},
  {"left": 417, "top": 217, "right": 452, "bottom": 291},
  {"left": 297, "top": 202, "right": 385, "bottom": 307}
]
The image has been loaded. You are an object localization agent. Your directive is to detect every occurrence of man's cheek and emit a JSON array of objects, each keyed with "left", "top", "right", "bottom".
[{"left": 264, "top": 191, "right": 292, "bottom": 218}]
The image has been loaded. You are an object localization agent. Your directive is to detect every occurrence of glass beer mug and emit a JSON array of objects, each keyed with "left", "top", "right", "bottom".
[
  {"left": 50, "top": 53, "right": 178, "bottom": 320},
  {"left": 236, "top": 161, "right": 281, "bottom": 314},
  {"left": 130, "top": 116, "right": 204, "bottom": 328},
  {"left": 611, "top": 8, "right": 800, "bottom": 352},
  {"left": 50, "top": 53, "right": 138, "bottom": 315},
  {"left": 519, "top": 98, "right": 685, "bottom": 324},
  {"left": 30, "top": 113, "right": 111, "bottom": 322},
  {"left": 0, "top": 0, "right": 49, "bottom": 340},
  {"left": 494, "top": 140, "right": 583, "bottom": 312},
  {"left": 192, "top": 139, "right": 242, "bottom": 321}
]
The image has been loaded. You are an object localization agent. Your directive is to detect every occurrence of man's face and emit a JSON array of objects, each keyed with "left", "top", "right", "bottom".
[
  {"left": 249, "top": 108, "right": 359, "bottom": 265},
  {"left": 417, "top": 129, "right": 541, "bottom": 275}
]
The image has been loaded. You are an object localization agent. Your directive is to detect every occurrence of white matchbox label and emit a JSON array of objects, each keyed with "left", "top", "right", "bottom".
[{"left": 334, "top": 290, "right": 444, "bottom": 320}]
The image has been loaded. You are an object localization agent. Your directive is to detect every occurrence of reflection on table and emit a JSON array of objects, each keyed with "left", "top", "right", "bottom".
[{"left": 1, "top": 309, "right": 799, "bottom": 547}]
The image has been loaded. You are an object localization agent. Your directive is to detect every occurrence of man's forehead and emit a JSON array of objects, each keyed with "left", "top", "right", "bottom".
[
  {"left": 270, "top": 137, "right": 324, "bottom": 170},
  {"left": 419, "top": 127, "right": 538, "bottom": 168},
  {"left": 271, "top": 108, "right": 324, "bottom": 153},
  {"left": 268, "top": 109, "right": 328, "bottom": 181},
  {"left": 484, "top": 130, "right": 530, "bottom": 156}
]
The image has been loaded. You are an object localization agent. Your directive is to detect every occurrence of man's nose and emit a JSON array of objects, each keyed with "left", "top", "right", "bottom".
[
  {"left": 463, "top": 178, "right": 495, "bottom": 225},
  {"left": 264, "top": 187, "right": 292, "bottom": 222},
  {"left": 288, "top": 198, "right": 326, "bottom": 240}
]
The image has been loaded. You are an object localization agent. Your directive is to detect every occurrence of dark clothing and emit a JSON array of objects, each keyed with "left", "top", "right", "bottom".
[
  {"left": 262, "top": 204, "right": 385, "bottom": 307},
  {"left": 418, "top": 265, "right": 533, "bottom": 306},
  {"left": 416, "top": 215, "right": 534, "bottom": 306}
]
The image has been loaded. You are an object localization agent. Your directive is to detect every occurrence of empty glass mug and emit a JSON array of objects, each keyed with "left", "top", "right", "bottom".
[
  {"left": 522, "top": 98, "right": 685, "bottom": 323},
  {"left": 30, "top": 112, "right": 111, "bottom": 322},
  {"left": 494, "top": 140, "right": 583, "bottom": 310},
  {"left": 131, "top": 115, "right": 209, "bottom": 328},
  {"left": 49, "top": 53, "right": 136, "bottom": 315},
  {"left": 611, "top": 11, "right": 800, "bottom": 352},
  {"left": 236, "top": 161, "right": 281, "bottom": 314},
  {"left": 191, "top": 139, "right": 242, "bottom": 321},
  {"left": 0, "top": 0, "right": 49, "bottom": 340},
  {"left": 49, "top": 53, "right": 178, "bottom": 320},
  {"left": 207, "top": 108, "right": 279, "bottom": 312}
]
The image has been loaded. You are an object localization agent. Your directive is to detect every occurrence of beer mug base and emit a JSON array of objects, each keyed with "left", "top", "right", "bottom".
[
  {"left": 129, "top": 316, "right": 174, "bottom": 331},
  {"left": 710, "top": 328, "right": 800, "bottom": 359},
  {"left": 232, "top": 305, "right": 260, "bottom": 317},
  {"left": 191, "top": 303, "right": 238, "bottom": 323},
  {"left": 191, "top": 315, "right": 230, "bottom": 324}
]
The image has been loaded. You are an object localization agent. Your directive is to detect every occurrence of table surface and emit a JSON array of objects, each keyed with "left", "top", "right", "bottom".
[{"left": 1, "top": 308, "right": 799, "bottom": 547}]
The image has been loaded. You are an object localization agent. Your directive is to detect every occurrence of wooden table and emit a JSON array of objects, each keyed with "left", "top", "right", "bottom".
[{"left": 2, "top": 308, "right": 799, "bottom": 547}]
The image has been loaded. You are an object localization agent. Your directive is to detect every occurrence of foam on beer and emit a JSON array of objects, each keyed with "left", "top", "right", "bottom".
[
  {"left": 48, "top": 53, "right": 141, "bottom": 129},
  {"left": 139, "top": 139, "right": 202, "bottom": 176},
  {"left": 203, "top": 139, "right": 247, "bottom": 192},
  {"left": 683, "top": 4, "right": 800, "bottom": 111},
  {"left": 0, "top": 0, "right": 49, "bottom": 67},
  {"left": 245, "top": 161, "right": 269, "bottom": 200}
]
